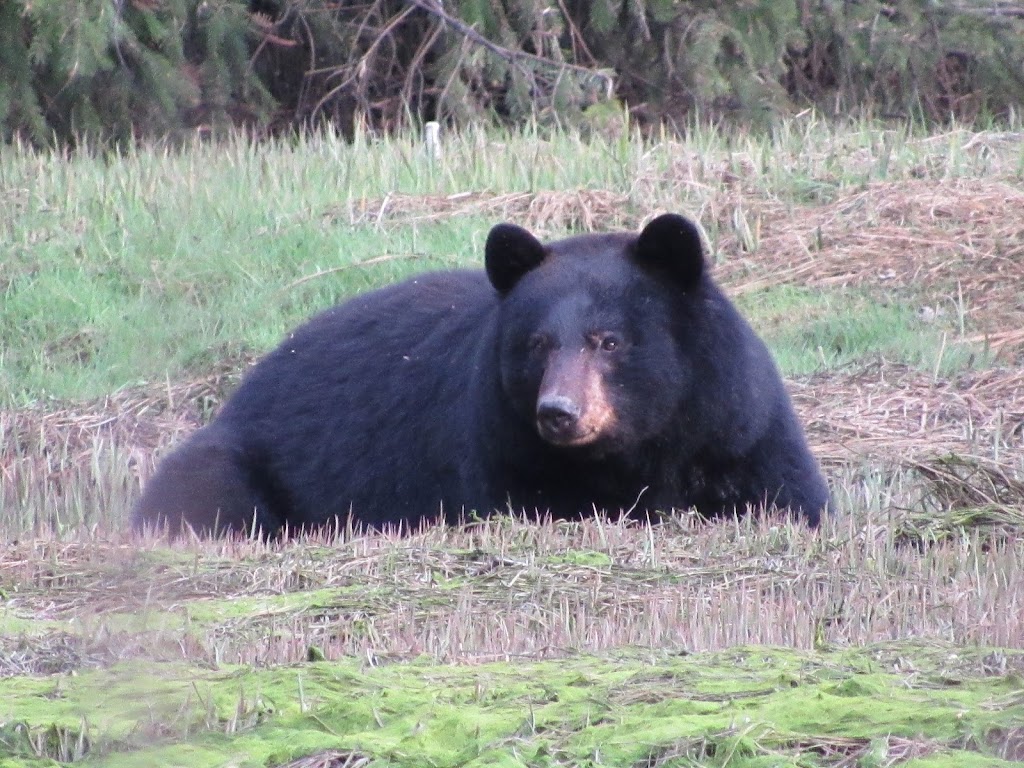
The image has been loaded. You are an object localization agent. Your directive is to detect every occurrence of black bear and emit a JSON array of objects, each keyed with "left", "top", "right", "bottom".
[{"left": 132, "top": 214, "right": 829, "bottom": 537}]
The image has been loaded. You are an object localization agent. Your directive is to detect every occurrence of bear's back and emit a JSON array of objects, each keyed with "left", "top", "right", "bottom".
[{"left": 218, "top": 269, "right": 502, "bottom": 529}]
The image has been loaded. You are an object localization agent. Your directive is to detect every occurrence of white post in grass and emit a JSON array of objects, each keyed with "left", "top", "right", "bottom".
[{"left": 424, "top": 121, "right": 441, "bottom": 162}]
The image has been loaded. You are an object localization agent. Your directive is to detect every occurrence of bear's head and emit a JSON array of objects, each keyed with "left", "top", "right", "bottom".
[{"left": 486, "top": 214, "right": 707, "bottom": 453}]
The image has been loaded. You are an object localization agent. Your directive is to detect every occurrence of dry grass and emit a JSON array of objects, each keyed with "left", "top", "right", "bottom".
[
  {"left": 795, "top": 363, "right": 1024, "bottom": 466},
  {"left": 4, "top": 360, "right": 1021, "bottom": 520},
  {"left": 0, "top": 371, "right": 236, "bottom": 508},
  {"left": 641, "top": 730, "right": 941, "bottom": 768},
  {"left": 332, "top": 188, "right": 634, "bottom": 236},
  {"left": 3, "top": 504, "right": 1024, "bottom": 673},
  {"left": 274, "top": 751, "right": 371, "bottom": 768},
  {"left": 711, "top": 178, "right": 1024, "bottom": 354},
  {"left": 338, "top": 178, "right": 1024, "bottom": 356}
]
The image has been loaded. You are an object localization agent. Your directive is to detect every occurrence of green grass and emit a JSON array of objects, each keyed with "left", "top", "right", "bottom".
[
  {"left": 2, "top": 117, "right": 1021, "bottom": 405},
  {"left": 736, "top": 286, "right": 982, "bottom": 376},
  {"left": 1, "top": 134, "right": 481, "bottom": 403}
]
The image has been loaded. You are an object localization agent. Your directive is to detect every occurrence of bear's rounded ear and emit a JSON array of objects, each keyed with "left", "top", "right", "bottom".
[
  {"left": 635, "top": 213, "right": 705, "bottom": 290},
  {"left": 485, "top": 223, "right": 547, "bottom": 294}
]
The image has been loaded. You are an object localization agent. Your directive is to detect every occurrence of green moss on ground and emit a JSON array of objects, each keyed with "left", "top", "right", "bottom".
[{"left": 1, "top": 644, "right": 1021, "bottom": 767}]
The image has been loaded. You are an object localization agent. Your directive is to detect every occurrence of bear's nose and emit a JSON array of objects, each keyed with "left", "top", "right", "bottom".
[{"left": 536, "top": 396, "right": 581, "bottom": 443}]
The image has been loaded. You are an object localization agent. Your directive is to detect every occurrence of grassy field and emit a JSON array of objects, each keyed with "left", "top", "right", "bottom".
[{"left": 1, "top": 116, "right": 1024, "bottom": 766}]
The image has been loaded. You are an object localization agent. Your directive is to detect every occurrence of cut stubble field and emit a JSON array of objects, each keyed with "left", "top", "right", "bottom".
[{"left": 1, "top": 118, "right": 1023, "bottom": 766}]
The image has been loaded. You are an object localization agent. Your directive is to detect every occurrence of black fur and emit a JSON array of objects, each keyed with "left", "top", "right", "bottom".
[{"left": 133, "top": 214, "right": 829, "bottom": 536}]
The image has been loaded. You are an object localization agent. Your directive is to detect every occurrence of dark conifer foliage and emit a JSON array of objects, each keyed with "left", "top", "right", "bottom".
[{"left": 2, "top": 1, "right": 1022, "bottom": 146}]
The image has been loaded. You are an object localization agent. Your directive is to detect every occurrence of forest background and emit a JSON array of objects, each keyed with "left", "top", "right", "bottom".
[{"left": 4, "top": 0, "right": 1024, "bottom": 145}]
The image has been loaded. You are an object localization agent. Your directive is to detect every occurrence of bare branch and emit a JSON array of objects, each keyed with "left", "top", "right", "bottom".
[{"left": 405, "top": 0, "right": 614, "bottom": 97}]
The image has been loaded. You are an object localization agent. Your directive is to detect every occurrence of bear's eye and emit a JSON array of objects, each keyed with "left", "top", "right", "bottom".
[
  {"left": 599, "top": 334, "right": 622, "bottom": 352},
  {"left": 527, "top": 333, "right": 550, "bottom": 352}
]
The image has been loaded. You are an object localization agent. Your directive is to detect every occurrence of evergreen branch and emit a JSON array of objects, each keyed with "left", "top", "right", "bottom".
[
  {"left": 311, "top": 1, "right": 418, "bottom": 119},
  {"left": 405, "top": 0, "right": 614, "bottom": 96}
]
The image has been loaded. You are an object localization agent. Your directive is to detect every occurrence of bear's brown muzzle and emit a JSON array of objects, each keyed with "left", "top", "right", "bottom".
[{"left": 535, "top": 352, "right": 616, "bottom": 446}]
